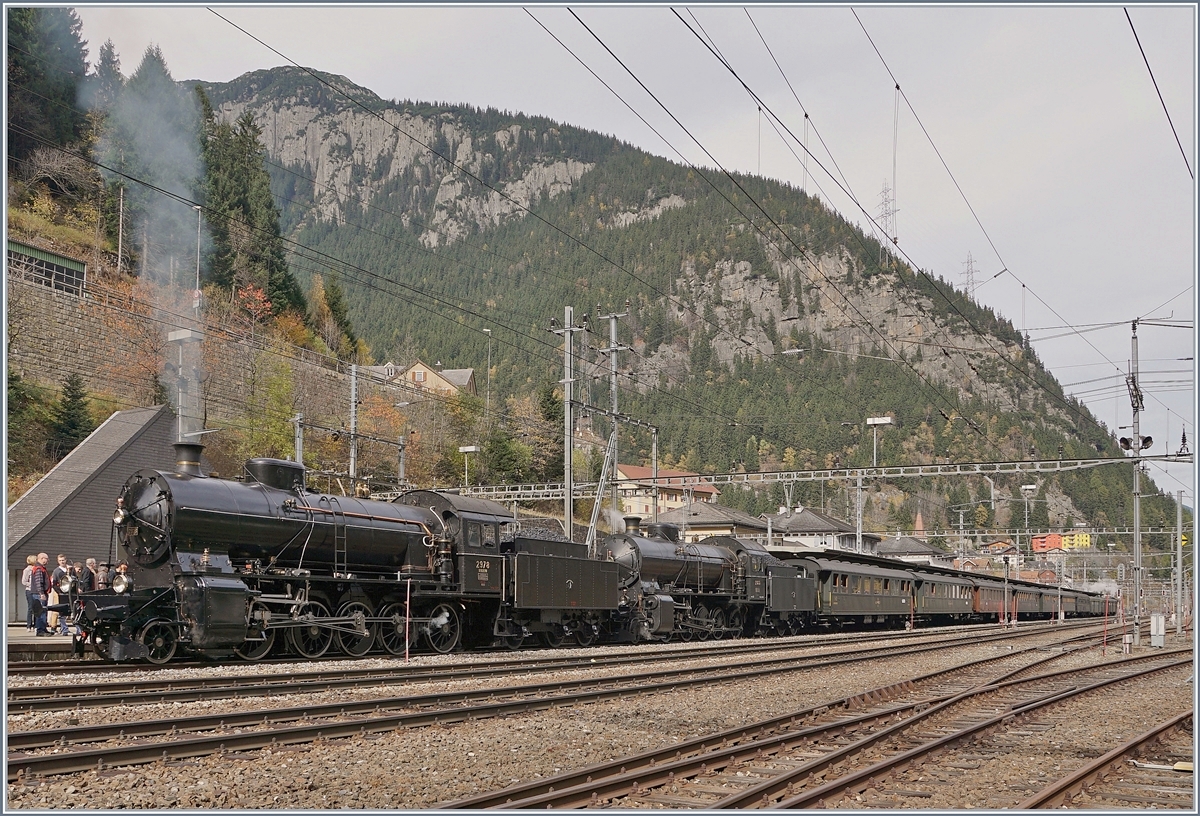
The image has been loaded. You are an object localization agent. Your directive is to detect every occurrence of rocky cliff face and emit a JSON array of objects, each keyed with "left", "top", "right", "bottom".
[
  {"left": 202, "top": 68, "right": 1075, "bottom": 465},
  {"left": 206, "top": 68, "right": 596, "bottom": 246},
  {"left": 627, "top": 240, "right": 1031, "bottom": 419}
]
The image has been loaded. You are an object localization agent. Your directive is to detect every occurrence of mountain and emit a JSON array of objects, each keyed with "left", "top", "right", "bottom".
[{"left": 199, "top": 66, "right": 1181, "bottom": 542}]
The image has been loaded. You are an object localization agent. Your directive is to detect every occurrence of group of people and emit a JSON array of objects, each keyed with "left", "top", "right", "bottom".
[{"left": 20, "top": 553, "right": 127, "bottom": 637}]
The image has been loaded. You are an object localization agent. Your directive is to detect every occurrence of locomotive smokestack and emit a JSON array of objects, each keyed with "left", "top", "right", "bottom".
[
  {"left": 173, "top": 442, "right": 206, "bottom": 477},
  {"left": 623, "top": 516, "right": 642, "bottom": 534}
]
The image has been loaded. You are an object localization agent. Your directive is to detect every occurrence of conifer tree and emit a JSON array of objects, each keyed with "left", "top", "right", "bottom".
[
  {"left": 88, "top": 39, "right": 123, "bottom": 113},
  {"left": 6, "top": 7, "right": 89, "bottom": 169},
  {"left": 47, "top": 372, "right": 95, "bottom": 460},
  {"left": 100, "top": 45, "right": 201, "bottom": 279},
  {"left": 197, "top": 88, "right": 305, "bottom": 316}
]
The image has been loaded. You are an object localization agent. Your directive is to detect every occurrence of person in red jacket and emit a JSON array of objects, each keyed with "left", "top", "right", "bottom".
[{"left": 28, "top": 553, "right": 51, "bottom": 636}]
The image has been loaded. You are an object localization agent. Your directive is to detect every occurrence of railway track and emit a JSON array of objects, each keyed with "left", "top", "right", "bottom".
[
  {"left": 437, "top": 645, "right": 1188, "bottom": 809},
  {"left": 5, "top": 619, "right": 1087, "bottom": 676},
  {"left": 6, "top": 624, "right": 1098, "bottom": 781},
  {"left": 1019, "top": 710, "right": 1193, "bottom": 809},
  {"left": 7, "top": 622, "right": 1101, "bottom": 713}
]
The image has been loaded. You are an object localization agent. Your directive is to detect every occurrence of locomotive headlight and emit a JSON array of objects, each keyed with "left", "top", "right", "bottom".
[
  {"left": 112, "top": 573, "right": 132, "bottom": 594},
  {"left": 57, "top": 574, "right": 76, "bottom": 594},
  {"left": 113, "top": 508, "right": 129, "bottom": 525}
]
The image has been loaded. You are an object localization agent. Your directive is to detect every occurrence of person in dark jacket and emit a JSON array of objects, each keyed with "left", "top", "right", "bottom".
[
  {"left": 50, "top": 554, "right": 73, "bottom": 635},
  {"left": 79, "top": 558, "right": 98, "bottom": 594},
  {"left": 29, "top": 553, "right": 51, "bottom": 635}
]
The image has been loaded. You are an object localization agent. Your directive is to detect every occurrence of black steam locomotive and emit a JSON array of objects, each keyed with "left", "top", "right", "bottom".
[{"left": 61, "top": 444, "right": 1109, "bottom": 663}]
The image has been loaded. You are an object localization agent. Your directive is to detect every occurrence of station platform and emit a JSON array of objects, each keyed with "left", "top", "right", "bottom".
[{"left": 5, "top": 624, "right": 94, "bottom": 662}]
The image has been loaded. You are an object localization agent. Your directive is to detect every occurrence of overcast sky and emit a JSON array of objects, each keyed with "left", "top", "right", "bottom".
[{"left": 72, "top": 3, "right": 1196, "bottom": 499}]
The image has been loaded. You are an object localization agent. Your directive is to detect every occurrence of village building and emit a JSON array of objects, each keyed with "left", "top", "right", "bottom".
[
  {"left": 614, "top": 464, "right": 719, "bottom": 518},
  {"left": 6, "top": 405, "right": 177, "bottom": 623},
  {"left": 651, "top": 502, "right": 768, "bottom": 543},
  {"left": 876, "top": 535, "right": 955, "bottom": 568},
  {"left": 761, "top": 506, "right": 882, "bottom": 555},
  {"left": 362, "top": 359, "right": 476, "bottom": 397}
]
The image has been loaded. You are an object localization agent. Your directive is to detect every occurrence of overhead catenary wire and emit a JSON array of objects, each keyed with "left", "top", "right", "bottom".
[
  {"left": 16, "top": 17, "right": 1180, "bottom": 504},
  {"left": 676, "top": 12, "right": 1070, "bottom": 447},
  {"left": 847, "top": 7, "right": 1183, "bottom": 428},
  {"left": 562, "top": 8, "right": 992, "bottom": 448},
  {"left": 682, "top": 8, "right": 1191, "bottom": 492},
  {"left": 1124, "top": 7, "right": 1194, "bottom": 180},
  {"left": 204, "top": 9, "right": 858, "bottom": 443}
]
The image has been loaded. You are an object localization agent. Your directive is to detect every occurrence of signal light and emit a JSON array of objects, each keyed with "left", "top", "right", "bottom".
[{"left": 1119, "top": 436, "right": 1153, "bottom": 451}]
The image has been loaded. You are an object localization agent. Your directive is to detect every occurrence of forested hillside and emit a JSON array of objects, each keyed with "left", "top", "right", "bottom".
[
  {"left": 6, "top": 12, "right": 1185, "bottom": 551},
  {"left": 199, "top": 66, "right": 1184, "bottom": 545}
]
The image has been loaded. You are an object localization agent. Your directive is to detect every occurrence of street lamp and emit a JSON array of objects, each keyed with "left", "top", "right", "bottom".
[
  {"left": 866, "top": 416, "right": 894, "bottom": 468},
  {"left": 1021, "top": 483, "right": 1038, "bottom": 574},
  {"left": 459, "top": 445, "right": 480, "bottom": 486}
]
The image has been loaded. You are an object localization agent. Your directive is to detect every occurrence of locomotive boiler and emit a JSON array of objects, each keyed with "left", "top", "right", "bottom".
[
  {"left": 60, "top": 443, "right": 1110, "bottom": 663},
  {"left": 70, "top": 443, "right": 619, "bottom": 662}
]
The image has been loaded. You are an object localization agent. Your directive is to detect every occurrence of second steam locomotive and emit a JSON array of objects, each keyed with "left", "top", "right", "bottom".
[{"left": 62, "top": 444, "right": 1108, "bottom": 662}]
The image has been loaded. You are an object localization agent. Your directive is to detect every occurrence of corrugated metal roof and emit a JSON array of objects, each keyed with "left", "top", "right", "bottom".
[{"left": 7, "top": 239, "right": 87, "bottom": 272}]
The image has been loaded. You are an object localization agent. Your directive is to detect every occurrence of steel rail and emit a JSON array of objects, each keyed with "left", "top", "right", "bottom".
[
  {"left": 766, "top": 653, "right": 1193, "bottom": 809},
  {"left": 6, "top": 622, "right": 1013, "bottom": 687},
  {"left": 8, "top": 622, "right": 1094, "bottom": 712},
  {"left": 446, "top": 634, "right": 1165, "bottom": 810},
  {"left": 438, "top": 638, "right": 1088, "bottom": 809},
  {"left": 9, "top": 628, "right": 1041, "bottom": 746},
  {"left": 1017, "top": 710, "right": 1194, "bottom": 809},
  {"left": 4, "top": 628, "right": 1089, "bottom": 777}
]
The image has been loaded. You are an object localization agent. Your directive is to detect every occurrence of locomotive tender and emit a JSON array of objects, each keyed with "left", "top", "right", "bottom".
[{"left": 62, "top": 444, "right": 1109, "bottom": 663}]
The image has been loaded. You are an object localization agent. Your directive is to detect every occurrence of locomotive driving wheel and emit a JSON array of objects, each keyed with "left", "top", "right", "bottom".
[
  {"left": 334, "top": 600, "right": 377, "bottom": 658},
  {"left": 289, "top": 599, "right": 333, "bottom": 659},
  {"left": 424, "top": 602, "right": 461, "bottom": 654},
  {"left": 138, "top": 620, "right": 178, "bottom": 664},
  {"left": 376, "top": 602, "right": 411, "bottom": 656},
  {"left": 727, "top": 608, "right": 744, "bottom": 638},
  {"left": 710, "top": 607, "right": 727, "bottom": 640},
  {"left": 234, "top": 601, "right": 276, "bottom": 661}
]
